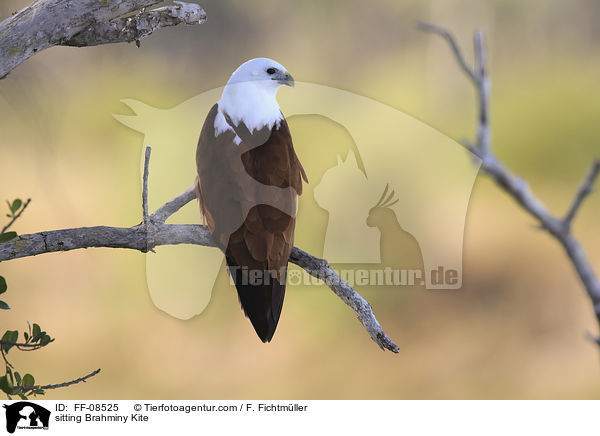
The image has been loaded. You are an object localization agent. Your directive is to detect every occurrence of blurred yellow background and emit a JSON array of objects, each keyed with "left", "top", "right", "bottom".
[{"left": 1, "top": 0, "right": 600, "bottom": 399}]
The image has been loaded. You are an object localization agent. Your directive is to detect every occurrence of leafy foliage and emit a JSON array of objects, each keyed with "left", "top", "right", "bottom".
[
  {"left": 0, "top": 323, "right": 53, "bottom": 399},
  {"left": 0, "top": 275, "right": 8, "bottom": 310},
  {"left": 5, "top": 199, "right": 22, "bottom": 218},
  {"left": 0, "top": 198, "right": 52, "bottom": 399}
]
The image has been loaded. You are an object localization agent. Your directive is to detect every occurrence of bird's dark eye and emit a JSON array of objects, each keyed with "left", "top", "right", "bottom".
[{"left": 266, "top": 67, "right": 277, "bottom": 75}]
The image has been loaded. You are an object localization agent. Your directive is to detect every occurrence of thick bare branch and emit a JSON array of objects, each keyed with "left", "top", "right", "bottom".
[
  {"left": 62, "top": 2, "right": 207, "bottom": 48},
  {"left": 422, "top": 22, "right": 600, "bottom": 336},
  {"left": 0, "top": 180, "right": 398, "bottom": 353},
  {"left": 0, "top": 0, "right": 205, "bottom": 79},
  {"left": 0, "top": 222, "right": 211, "bottom": 260}
]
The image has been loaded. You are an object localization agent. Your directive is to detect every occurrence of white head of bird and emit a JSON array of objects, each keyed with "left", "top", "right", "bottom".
[{"left": 216, "top": 58, "right": 294, "bottom": 136}]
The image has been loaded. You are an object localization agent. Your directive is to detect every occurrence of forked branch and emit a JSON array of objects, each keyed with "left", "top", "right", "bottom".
[
  {"left": 420, "top": 21, "right": 600, "bottom": 341},
  {"left": 0, "top": 148, "right": 399, "bottom": 353}
]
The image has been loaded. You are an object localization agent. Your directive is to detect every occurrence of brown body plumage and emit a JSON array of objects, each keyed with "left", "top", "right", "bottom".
[{"left": 196, "top": 103, "right": 307, "bottom": 342}]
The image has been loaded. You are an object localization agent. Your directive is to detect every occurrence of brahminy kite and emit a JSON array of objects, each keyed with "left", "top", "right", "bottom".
[{"left": 196, "top": 58, "right": 307, "bottom": 342}]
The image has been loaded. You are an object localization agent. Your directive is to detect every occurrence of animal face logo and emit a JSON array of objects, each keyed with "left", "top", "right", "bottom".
[
  {"left": 114, "top": 82, "right": 480, "bottom": 319},
  {"left": 3, "top": 402, "right": 51, "bottom": 433}
]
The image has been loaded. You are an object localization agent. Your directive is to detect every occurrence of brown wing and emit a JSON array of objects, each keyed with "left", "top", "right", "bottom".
[{"left": 196, "top": 106, "right": 306, "bottom": 342}]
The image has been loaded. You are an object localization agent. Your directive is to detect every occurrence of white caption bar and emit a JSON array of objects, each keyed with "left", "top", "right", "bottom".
[{"left": 0, "top": 400, "right": 597, "bottom": 435}]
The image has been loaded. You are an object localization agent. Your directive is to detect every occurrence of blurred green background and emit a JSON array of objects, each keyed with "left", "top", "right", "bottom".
[{"left": 1, "top": 0, "right": 600, "bottom": 399}]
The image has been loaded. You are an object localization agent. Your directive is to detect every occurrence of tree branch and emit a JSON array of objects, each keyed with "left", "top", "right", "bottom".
[
  {"left": 0, "top": 0, "right": 206, "bottom": 79},
  {"left": 289, "top": 248, "right": 399, "bottom": 352},
  {"left": 0, "top": 339, "right": 55, "bottom": 349},
  {"left": 0, "top": 147, "right": 399, "bottom": 353},
  {"left": 62, "top": 2, "right": 207, "bottom": 48},
  {"left": 420, "top": 22, "right": 600, "bottom": 340},
  {"left": 417, "top": 21, "right": 478, "bottom": 84},
  {"left": 13, "top": 368, "right": 101, "bottom": 391},
  {"left": 142, "top": 147, "right": 151, "bottom": 225},
  {"left": 151, "top": 187, "right": 197, "bottom": 224},
  {"left": 563, "top": 160, "right": 600, "bottom": 230}
]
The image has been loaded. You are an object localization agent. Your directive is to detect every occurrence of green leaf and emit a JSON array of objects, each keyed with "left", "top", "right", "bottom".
[
  {"left": 0, "top": 301, "right": 8, "bottom": 310},
  {"left": 39, "top": 334, "right": 51, "bottom": 346},
  {"left": 22, "top": 374, "right": 34, "bottom": 388},
  {"left": 0, "top": 232, "right": 17, "bottom": 243},
  {"left": 0, "top": 276, "right": 6, "bottom": 295},
  {"left": 1, "top": 330, "right": 19, "bottom": 353},
  {"left": 30, "top": 332, "right": 48, "bottom": 344},
  {"left": 10, "top": 199, "right": 22, "bottom": 214},
  {"left": 0, "top": 375, "right": 13, "bottom": 395},
  {"left": 32, "top": 323, "right": 41, "bottom": 338}
]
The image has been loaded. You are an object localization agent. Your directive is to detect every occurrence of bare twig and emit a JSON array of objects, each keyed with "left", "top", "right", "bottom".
[
  {"left": 151, "top": 187, "right": 197, "bottom": 224},
  {"left": 421, "top": 22, "right": 600, "bottom": 336},
  {"left": 563, "top": 160, "right": 600, "bottom": 230},
  {"left": 0, "top": 184, "right": 398, "bottom": 353},
  {"left": 290, "top": 248, "right": 398, "bottom": 352},
  {"left": 473, "top": 30, "right": 491, "bottom": 155},
  {"left": 1, "top": 198, "right": 31, "bottom": 234},
  {"left": 142, "top": 147, "right": 151, "bottom": 225},
  {"left": 417, "top": 21, "right": 478, "bottom": 84},
  {"left": 0, "top": 0, "right": 206, "bottom": 79},
  {"left": 13, "top": 368, "right": 101, "bottom": 391}
]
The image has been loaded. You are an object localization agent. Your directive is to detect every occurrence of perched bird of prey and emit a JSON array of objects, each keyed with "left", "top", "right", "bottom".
[{"left": 196, "top": 58, "right": 308, "bottom": 342}]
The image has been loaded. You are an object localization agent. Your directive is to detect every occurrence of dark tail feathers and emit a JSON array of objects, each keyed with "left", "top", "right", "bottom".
[{"left": 226, "top": 257, "right": 287, "bottom": 342}]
